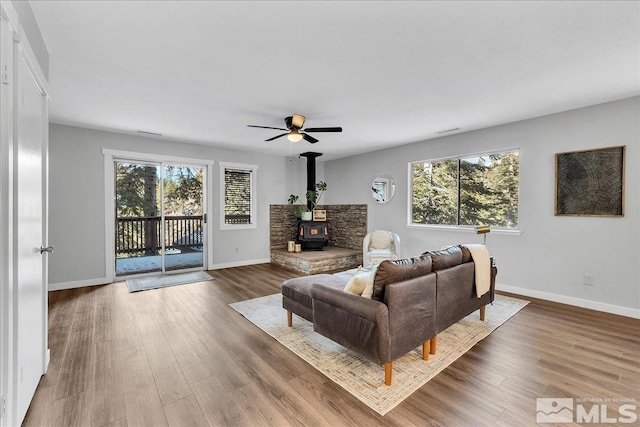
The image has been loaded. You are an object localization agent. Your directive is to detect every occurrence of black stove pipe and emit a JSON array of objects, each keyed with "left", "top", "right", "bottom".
[{"left": 300, "top": 152, "right": 322, "bottom": 210}]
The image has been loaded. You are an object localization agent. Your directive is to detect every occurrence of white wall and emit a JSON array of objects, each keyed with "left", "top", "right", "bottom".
[
  {"left": 325, "top": 97, "right": 640, "bottom": 316},
  {"left": 48, "top": 124, "right": 300, "bottom": 287}
]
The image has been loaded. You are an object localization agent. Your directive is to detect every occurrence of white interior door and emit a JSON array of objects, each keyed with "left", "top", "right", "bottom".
[{"left": 14, "top": 55, "right": 46, "bottom": 424}]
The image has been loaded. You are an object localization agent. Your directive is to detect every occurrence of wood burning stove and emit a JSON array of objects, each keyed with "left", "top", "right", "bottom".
[
  {"left": 297, "top": 221, "right": 329, "bottom": 250},
  {"left": 295, "top": 152, "right": 329, "bottom": 251}
]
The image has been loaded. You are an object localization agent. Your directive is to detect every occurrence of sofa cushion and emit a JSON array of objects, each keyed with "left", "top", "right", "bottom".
[
  {"left": 371, "top": 256, "right": 432, "bottom": 301},
  {"left": 282, "top": 274, "right": 347, "bottom": 309},
  {"left": 459, "top": 245, "right": 473, "bottom": 263},
  {"left": 424, "top": 246, "right": 463, "bottom": 271}
]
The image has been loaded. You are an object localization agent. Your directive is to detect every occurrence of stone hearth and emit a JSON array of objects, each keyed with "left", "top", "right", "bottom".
[
  {"left": 270, "top": 204, "right": 367, "bottom": 274},
  {"left": 271, "top": 246, "right": 361, "bottom": 275}
]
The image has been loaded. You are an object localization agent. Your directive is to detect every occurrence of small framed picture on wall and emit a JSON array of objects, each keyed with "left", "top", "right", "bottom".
[{"left": 312, "top": 209, "right": 327, "bottom": 221}]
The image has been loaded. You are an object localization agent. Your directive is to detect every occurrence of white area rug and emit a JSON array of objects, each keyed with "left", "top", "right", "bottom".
[
  {"left": 230, "top": 293, "right": 528, "bottom": 415},
  {"left": 126, "top": 271, "right": 213, "bottom": 292}
]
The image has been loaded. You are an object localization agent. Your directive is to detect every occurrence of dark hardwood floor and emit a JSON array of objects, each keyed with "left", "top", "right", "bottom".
[{"left": 23, "top": 264, "right": 640, "bottom": 426}]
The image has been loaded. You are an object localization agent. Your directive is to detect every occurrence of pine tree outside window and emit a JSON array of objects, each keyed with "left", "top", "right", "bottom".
[
  {"left": 220, "top": 162, "right": 258, "bottom": 230},
  {"left": 409, "top": 150, "right": 519, "bottom": 229}
]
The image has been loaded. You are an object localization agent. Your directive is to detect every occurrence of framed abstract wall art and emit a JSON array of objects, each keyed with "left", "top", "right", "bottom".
[{"left": 555, "top": 145, "right": 625, "bottom": 217}]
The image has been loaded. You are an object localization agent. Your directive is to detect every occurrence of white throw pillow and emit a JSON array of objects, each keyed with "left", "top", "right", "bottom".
[
  {"left": 344, "top": 269, "right": 376, "bottom": 298},
  {"left": 361, "top": 275, "right": 375, "bottom": 299},
  {"left": 369, "top": 230, "right": 393, "bottom": 249},
  {"left": 344, "top": 272, "right": 367, "bottom": 295}
]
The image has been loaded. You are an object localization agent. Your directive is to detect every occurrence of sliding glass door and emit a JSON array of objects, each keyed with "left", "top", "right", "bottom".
[
  {"left": 163, "top": 165, "right": 204, "bottom": 272},
  {"left": 115, "top": 160, "right": 205, "bottom": 277}
]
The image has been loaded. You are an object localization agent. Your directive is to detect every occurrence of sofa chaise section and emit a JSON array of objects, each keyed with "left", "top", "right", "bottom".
[{"left": 310, "top": 256, "right": 437, "bottom": 385}]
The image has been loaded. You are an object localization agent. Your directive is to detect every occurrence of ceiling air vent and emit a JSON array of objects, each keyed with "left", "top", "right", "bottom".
[{"left": 437, "top": 128, "right": 460, "bottom": 135}]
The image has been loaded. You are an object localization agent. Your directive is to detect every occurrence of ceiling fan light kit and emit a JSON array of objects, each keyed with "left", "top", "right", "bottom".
[
  {"left": 248, "top": 114, "right": 342, "bottom": 144},
  {"left": 287, "top": 129, "right": 303, "bottom": 142}
]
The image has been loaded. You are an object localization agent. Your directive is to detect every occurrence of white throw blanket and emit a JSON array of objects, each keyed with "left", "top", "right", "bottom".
[{"left": 462, "top": 244, "right": 491, "bottom": 298}]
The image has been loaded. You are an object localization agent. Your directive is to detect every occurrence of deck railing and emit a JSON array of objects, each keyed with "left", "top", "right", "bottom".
[{"left": 116, "top": 215, "right": 203, "bottom": 256}]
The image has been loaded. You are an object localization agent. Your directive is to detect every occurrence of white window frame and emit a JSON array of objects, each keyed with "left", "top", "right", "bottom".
[
  {"left": 219, "top": 161, "right": 258, "bottom": 230},
  {"left": 407, "top": 148, "right": 521, "bottom": 233}
]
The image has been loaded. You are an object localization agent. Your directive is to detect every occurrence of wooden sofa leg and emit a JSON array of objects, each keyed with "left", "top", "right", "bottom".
[
  {"left": 422, "top": 341, "right": 430, "bottom": 360},
  {"left": 430, "top": 335, "right": 437, "bottom": 355},
  {"left": 384, "top": 362, "right": 393, "bottom": 386},
  {"left": 480, "top": 305, "right": 486, "bottom": 321},
  {"left": 287, "top": 310, "right": 292, "bottom": 327}
]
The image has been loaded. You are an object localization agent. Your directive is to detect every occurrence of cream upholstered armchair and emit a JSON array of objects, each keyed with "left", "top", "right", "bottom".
[{"left": 363, "top": 230, "right": 400, "bottom": 267}]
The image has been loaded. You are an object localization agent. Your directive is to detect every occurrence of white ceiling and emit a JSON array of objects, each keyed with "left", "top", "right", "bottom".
[{"left": 31, "top": 1, "right": 640, "bottom": 161}]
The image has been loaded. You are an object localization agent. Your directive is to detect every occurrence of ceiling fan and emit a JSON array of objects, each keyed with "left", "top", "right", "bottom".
[{"left": 247, "top": 114, "right": 342, "bottom": 144}]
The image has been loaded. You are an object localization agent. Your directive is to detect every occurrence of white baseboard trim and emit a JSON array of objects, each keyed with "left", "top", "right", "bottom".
[
  {"left": 47, "top": 260, "right": 272, "bottom": 290},
  {"left": 208, "top": 258, "right": 271, "bottom": 270},
  {"left": 496, "top": 283, "right": 640, "bottom": 319},
  {"left": 48, "top": 277, "right": 111, "bottom": 291}
]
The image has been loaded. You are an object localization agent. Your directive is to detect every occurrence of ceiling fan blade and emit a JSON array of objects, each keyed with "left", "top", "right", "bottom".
[
  {"left": 248, "top": 125, "right": 288, "bottom": 131},
  {"left": 302, "top": 133, "right": 318, "bottom": 144},
  {"left": 264, "top": 133, "right": 288, "bottom": 142},
  {"left": 303, "top": 127, "right": 343, "bottom": 133}
]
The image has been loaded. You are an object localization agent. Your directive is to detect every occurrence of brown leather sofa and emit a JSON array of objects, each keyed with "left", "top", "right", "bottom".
[
  {"left": 283, "top": 245, "right": 497, "bottom": 386},
  {"left": 423, "top": 245, "right": 497, "bottom": 354},
  {"left": 310, "top": 256, "right": 437, "bottom": 386}
]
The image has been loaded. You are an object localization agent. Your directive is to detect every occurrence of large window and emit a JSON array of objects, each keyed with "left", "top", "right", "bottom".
[
  {"left": 220, "top": 162, "right": 257, "bottom": 230},
  {"left": 410, "top": 150, "right": 519, "bottom": 228}
]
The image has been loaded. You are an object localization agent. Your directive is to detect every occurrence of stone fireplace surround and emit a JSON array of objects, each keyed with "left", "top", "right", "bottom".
[{"left": 270, "top": 204, "right": 367, "bottom": 274}]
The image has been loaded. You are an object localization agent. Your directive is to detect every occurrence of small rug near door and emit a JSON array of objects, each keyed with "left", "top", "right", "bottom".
[
  {"left": 126, "top": 271, "right": 214, "bottom": 293},
  {"left": 230, "top": 293, "right": 528, "bottom": 415}
]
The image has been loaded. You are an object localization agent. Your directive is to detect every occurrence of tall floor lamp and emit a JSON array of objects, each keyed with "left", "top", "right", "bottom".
[{"left": 476, "top": 225, "right": 490, "bottom": 245}]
